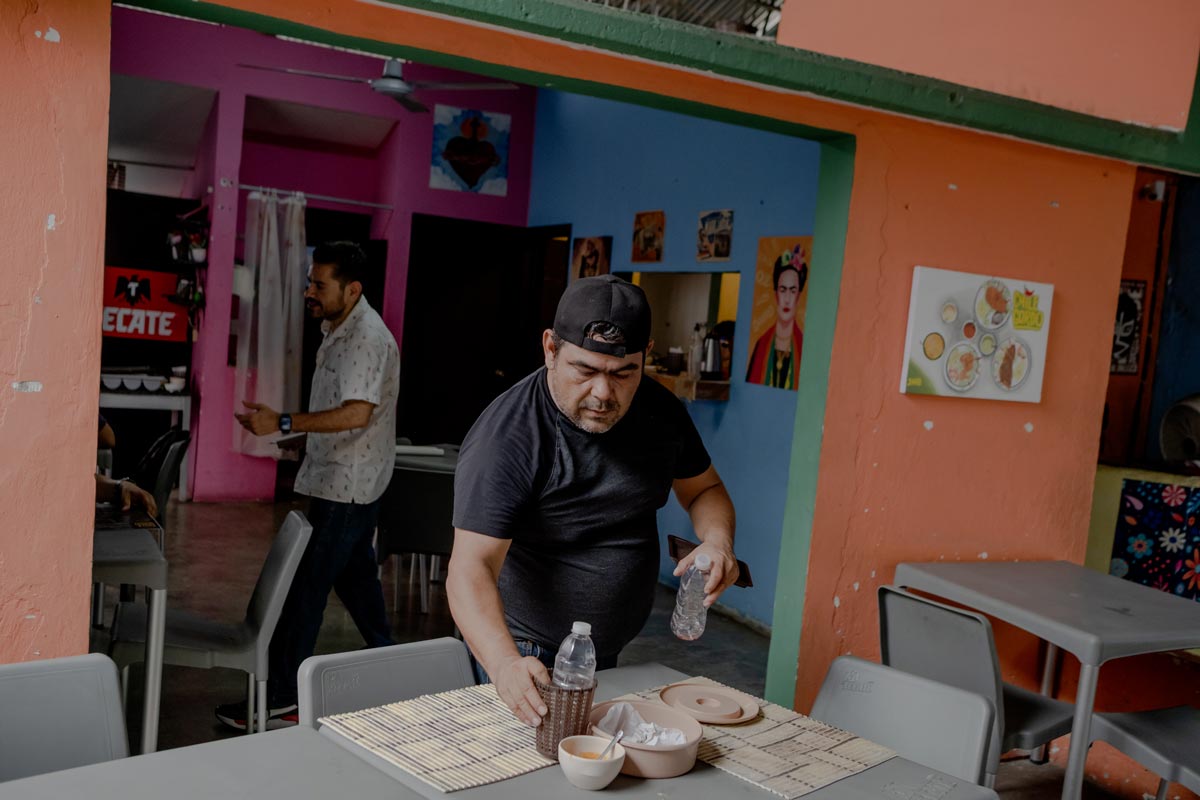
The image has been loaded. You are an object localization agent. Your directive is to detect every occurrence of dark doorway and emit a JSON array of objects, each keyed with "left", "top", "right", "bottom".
[{"left": 398, "top": 214, "right": 570, "bottom": 444}]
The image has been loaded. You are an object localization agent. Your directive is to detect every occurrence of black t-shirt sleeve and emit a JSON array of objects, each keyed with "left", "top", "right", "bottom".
[{"left": 452, "top": 397, "right": 539, "bottom": 540}]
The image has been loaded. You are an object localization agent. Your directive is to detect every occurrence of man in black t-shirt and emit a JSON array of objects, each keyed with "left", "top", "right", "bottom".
[{"left": 448, "top": 275, "right": 739, "bottom": 727}]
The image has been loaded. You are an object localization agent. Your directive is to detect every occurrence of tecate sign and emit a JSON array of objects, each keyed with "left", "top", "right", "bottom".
[{"left": 102, "top": 267, "right": 187, "bottom": 342}]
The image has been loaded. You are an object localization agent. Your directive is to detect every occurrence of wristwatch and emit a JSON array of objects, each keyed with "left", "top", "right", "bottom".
[{"left": 279, "top": 413, "right": 293, "bottom": 434}]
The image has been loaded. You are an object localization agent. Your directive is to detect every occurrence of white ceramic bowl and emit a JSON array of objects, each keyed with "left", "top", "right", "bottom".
[
  {"left": 165, "top": 377, "right": 186, "bottom": 393},
  {"left": 558, "top": 735, "right": 625, "bottom": 791},
  {"left": 142, "top": 377, "right": 164, "bottom": 392},
  {"left": 171, "top": 366, "right": 187, "bottom": 377},
  {"left": 122, "top": 377, "right": 141, "bottom": 391},
  {"left": 589, "top": 701, "right": 702, "bottom": 778},
  {"left": 101, "top": 376, "right": 122, "bottom": 390}
]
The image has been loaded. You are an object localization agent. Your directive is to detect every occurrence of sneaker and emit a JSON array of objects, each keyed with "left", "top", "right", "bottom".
[{"left": 215, "top": 700, "right": 298, "bottom": 731}]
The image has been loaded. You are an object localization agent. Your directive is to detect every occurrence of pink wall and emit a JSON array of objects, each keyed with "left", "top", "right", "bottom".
[
  {"left": 778, "top": 0, "right": 1200, "bottom": 131},
  {"left": 0, "top": 1, "right": 110, "bottom": 662},
  {"left": 112, "top": 7, "right": 533, "bottom": 500}
]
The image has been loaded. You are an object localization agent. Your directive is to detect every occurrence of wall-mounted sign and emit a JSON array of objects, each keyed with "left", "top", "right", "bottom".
[
  {"left": 900, "top": 266, "right": 1054, "bottom": 403},
  {"left": 571, "top": 236, "right": 612, "bottom": 279},
  {"left": 102, "top": 266, "right": 187, "bottom": 342},
  {"left": 697, "top": 209, "right": 733, "bottom": 262},
  {"left": 631, "top": 210, "right": 665, "bottom": 263},
  {"left": 746, "top": 236, "right": 811, "bottom": 391},
  {"left": 429, "top": 105, "right": 510, "bottom": 196},
  {"left": 1111, "top": 279, "right": 1146, "bottom": 375}
]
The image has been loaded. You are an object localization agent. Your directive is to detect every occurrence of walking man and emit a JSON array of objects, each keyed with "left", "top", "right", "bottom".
[{"left": 226, "top": 241, "right": 399, "bottom": 729}]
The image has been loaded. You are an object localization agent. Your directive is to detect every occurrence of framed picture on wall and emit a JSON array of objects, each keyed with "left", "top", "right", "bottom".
[
  {"left": 631, "top": 210, "right": 665, "bottom": 263},
  {"left": 1111, "top": 279, "right": 1146, "bottom": 374},
  {"left": 571, "top": 236, "right": 612, "bottom": 279},
  {"left": 746, "top": 237, "right": 811, "bottom": 391},
  {"left": 429, "top": 105, "right": 510, "bottom": 196},
  {"left": 697, "top": 209, "right": 733, "bottom": 262}
]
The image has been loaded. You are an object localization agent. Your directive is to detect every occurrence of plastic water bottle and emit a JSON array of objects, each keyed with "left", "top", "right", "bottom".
[
  {"left": 552, "top": 621, "right": 597, "bottom": 690},
  {"left": 671, "top": 553, "right": 712, "bottom": 641}
]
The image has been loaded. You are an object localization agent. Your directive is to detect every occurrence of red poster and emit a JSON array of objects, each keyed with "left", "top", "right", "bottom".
[{"left": 101, "top": 267, "right": 187, "bottom": 342}]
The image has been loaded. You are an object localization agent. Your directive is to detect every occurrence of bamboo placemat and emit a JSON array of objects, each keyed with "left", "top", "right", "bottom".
[
  {"left": 617, "top": 677, "right": 895, "bottom": 799},
  {"left": 319, "top": 683, "right": 554, "bottom": 793}
]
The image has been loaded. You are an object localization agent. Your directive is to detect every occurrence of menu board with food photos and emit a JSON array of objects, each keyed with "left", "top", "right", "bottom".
[{"left": 900, "top": 266, "right": 1054, "bottom": 403}]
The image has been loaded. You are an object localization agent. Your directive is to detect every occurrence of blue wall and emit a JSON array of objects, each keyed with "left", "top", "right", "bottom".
[
  {"left": 528, "top": 89, "right": 822, "bottom": 627},
  {"left": 1148, "top": 176, "right": 1200, "bottom": 459}
]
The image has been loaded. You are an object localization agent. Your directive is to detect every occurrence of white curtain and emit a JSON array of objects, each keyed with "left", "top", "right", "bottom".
[{"left": 233, "top": 190, "right": 307, "bottom": 457}]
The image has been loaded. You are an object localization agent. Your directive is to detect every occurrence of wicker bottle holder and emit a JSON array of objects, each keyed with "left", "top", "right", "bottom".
[{"left": 534, "top": 673, "right": 598, "bottom": 759}]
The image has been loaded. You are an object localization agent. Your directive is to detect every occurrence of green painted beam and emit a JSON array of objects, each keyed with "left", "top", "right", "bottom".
[
  {"left": 764, "top": 136, "right": 855, "bottom": 708},
  {"left": 128, "top": 0, "right": 1200, "bottom": 173}
]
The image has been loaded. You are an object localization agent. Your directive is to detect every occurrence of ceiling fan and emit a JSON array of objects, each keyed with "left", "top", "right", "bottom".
[{"left": 238, "top": 59, "right": 518, "bottom": 113}]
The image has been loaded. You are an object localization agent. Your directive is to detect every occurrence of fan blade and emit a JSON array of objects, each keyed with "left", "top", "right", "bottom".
[
  {"left": 395, "top": 94, "right": 430, "bottom": 113},
  {"left": 237, "top": 64, "right": 372, "bottom": 84},
  {"left": 406, "top": 81, "right": 520, "bottom": 91}
]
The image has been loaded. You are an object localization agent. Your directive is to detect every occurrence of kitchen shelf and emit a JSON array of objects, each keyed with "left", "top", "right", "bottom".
[{"left": 647, "top": 370, "right": 730, "bottom": 402}]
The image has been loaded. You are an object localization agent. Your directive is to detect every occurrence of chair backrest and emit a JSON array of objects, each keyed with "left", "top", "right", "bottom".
[
  {"left": 132, "top": 428, "right": 184, "bottom": 487},
  {"left": 297, "top": 637, "right": 475, "bottom": 728},
  {"left": 376, "top": 468, "right": 454, "bottom": 560},
  {"left": 0, "top": 653, "right": 128, "bottom": 781},
  {"left": 245, "top": 511, "right": 313, "bottom": 674},
  {"left": 878, "top": 585, "right": 1006, "bottom": 769},
  {"left": 812, "top": 656, "right": 994, "bottom": 785},
  {"left": 150, "top": 436, "right": 190, "bottom": 531}
]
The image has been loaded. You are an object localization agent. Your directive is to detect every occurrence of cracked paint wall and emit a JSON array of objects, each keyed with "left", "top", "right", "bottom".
[{"left": 0, "top": 0, "right": 110, "bottom": 662}]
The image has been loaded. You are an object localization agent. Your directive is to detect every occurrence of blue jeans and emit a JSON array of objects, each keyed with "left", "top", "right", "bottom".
[
  {"left": 470, "top": 640, "right": 618, "bottom": 685},
  {"left": 269, "top": 496, "right": 393, "bottom": 705}
]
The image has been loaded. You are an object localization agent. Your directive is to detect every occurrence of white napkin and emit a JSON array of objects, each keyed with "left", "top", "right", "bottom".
[{"left": 596, "top": 702, "right": 686, "bottom": 747}]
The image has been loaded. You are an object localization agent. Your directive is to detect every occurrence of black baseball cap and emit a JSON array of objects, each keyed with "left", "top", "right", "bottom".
[{"left": 553, "top": 275, "right": 651, "bottom": 358}]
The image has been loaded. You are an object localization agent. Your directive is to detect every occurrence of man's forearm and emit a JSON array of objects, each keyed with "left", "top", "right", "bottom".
[
  {"left": 446, "top": 561, "right": 521, "bottom": 676},
  {"left": 291, "top": 402, "right": 372, "bottom": 434},
  {"left": 688, "top": 482, "right": 736, "bottom": 550}
]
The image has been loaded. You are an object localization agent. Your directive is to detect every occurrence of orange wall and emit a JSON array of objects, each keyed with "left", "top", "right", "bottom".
[
  {"left": 779, "top": 0, "right": 1200, "bottom": 131},
  {"left": 0, "top": 0, "right": 110, "bottom": 662}
]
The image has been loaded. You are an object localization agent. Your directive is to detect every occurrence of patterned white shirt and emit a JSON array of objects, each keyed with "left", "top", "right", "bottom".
[{"left": 295, "top": 298, "right": 399, "bottom": 504}]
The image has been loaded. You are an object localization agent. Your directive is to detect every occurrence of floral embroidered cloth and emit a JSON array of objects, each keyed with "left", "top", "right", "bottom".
[{"left": 1110, "top": 479, "right": 1200, "bottom": 601}]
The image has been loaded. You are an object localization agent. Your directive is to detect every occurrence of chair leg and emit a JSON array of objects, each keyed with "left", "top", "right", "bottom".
[
  {"left": 257, "top": 679, "right": 268, "bottom": 734},
  {"left": 373, "top": 527, "right": 382, "bottom": 580},
  {"left": 419, "top": 555, "right": 429, "bottom": 614},
  {"left": 92, "top": 582, "right": 106, "bottom": 628},
  {"left": 1155, "top": 779, "right": 1169, "bottom": 800},
  {"left": 430, "top": 555, "right": 442, "bottom": 583},
  {"left": 120, "top": 664, "right": 131, "bottom": 707},
  {"left": 393, "top": 554, "right": 401, "bottom": 612},
  {"left": 408, "top": 552, "right": 417, "bottom": 589},
  {"left": 246, "top": 673, "right": 256, "bottom": 736}
]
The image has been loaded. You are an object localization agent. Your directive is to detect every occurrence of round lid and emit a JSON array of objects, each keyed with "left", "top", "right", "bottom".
[
  {"left": 694, "top": 553, "right": 712, "bottom": 570},
  {"left": 571, "top": 621, "right": 592, "bottom": 636}
]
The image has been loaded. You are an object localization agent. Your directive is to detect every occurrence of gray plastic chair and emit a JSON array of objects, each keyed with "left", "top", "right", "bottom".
[
  {"left": 0, "top": 653, "right": 128, "bottom": 781},
  {"left": 110, "top": 511, "right": 312, "bottom": 733},
  {"left": 148, "top": 436, "right": 189, "bottom": 540},
  {"left": 878, "top": 584, "right": 1075, "bottom": 784},
  {"left": 297, "top": 637, "right": 475, "bottom": 728},
  {"left": 812, "top": 655, "right": 994, "bottom": 784},
  {"left": 1089, "top": 706, "right": 1200, "bottom": 799}
]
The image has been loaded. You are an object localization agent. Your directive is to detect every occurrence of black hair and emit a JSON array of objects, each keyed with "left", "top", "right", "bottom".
[
  {"left": 773, "top": 256, "right": 808, "bottom": 293},
  {"left": 312, "top": 241, "right": 368, "bottom": 289}
]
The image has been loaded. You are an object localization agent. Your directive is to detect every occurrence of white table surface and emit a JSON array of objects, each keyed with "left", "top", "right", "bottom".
[
  {"left": 0, "top": 727, "right": 425, "bottom": 799},
  {"left": 321, "top": 662, "right": 1000, "bottom": 800},
  {"left": 894, "top": 560, "right": 1200, "bottom": 800}
]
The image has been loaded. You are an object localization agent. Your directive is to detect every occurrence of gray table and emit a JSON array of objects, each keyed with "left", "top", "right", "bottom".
[
  {"left": 93, "top": 517, "right": 167, "bottom": 755},
  {"left": 894, "top": 560, "right": 1200, "bottom": 800},
  {"left": 321, "top": 662, "right": 1000, "bottom": 800},
  {"left": 0, "top": 727, "right": 425, "bottom": 799}
]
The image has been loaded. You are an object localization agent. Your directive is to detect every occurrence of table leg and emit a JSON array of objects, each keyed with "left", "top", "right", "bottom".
[
  {"left": 141, "top": 587, "right": 167, "bottom": 754},
  {"left": 1031, "top": 643, "right": 1061, "bottom": 763},
  {"left": 1060, "top": 662, "right": 1099, "bottom": 800}
]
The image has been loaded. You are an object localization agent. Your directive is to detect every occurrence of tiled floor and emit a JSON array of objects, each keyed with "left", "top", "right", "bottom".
[{"left": 101, "top": 498, "right": 1121, "bottom": 800}]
